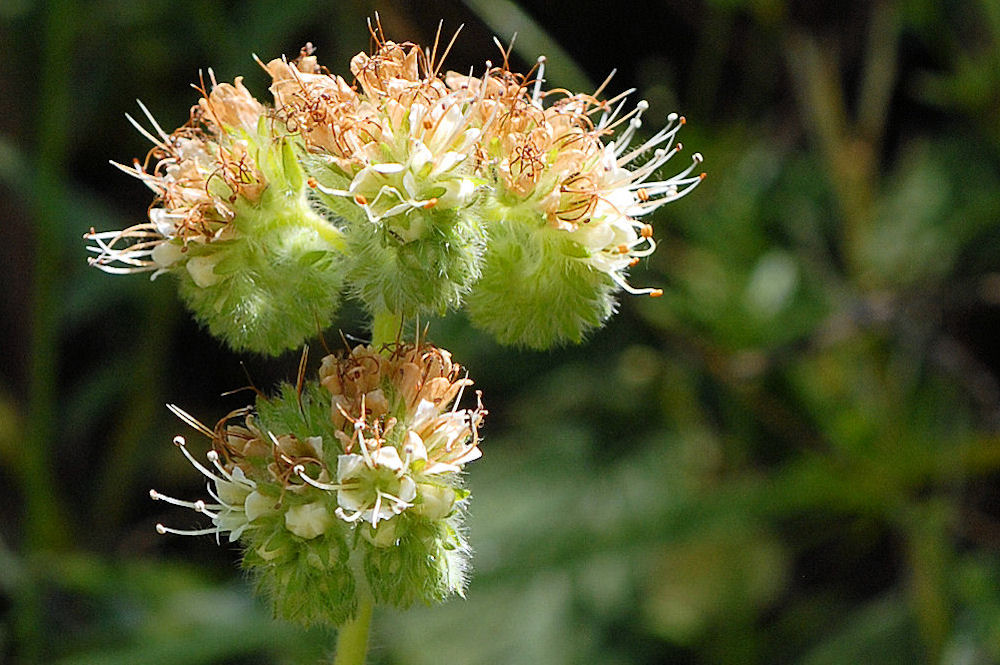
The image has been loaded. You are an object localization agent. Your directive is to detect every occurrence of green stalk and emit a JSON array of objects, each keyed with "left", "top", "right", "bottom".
[
  {"left": 332, "top": 597, "right": 374, "bottom": 665},
  {"left": 326, "top": 310, "right": 400, "bottom": 664}
]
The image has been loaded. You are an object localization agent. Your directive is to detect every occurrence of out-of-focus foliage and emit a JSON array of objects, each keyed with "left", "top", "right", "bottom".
[{"left": 2, "top": 0, "right": 1000, "bottom": 664}]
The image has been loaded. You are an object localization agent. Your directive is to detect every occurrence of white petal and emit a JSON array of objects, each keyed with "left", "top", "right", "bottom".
[
  {"left": 373, "top": 446, "right": 404, "bottom": 472},
  {"left": 244, "top": 491, "right": 273, "bottom": 522},
  {"left": 284, "top": 502, "right": 333, "bottom": 539},
  {"left": 186, "top": 255, "right": 220, "bottom": 288}
]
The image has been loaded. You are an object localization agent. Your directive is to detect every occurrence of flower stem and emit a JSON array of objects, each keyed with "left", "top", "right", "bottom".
[
  {"left": 299, "top": 206, "right": 347, "bottom": 251},
  {"left": 333, "top": 597, "right": 374, "bottom": 665},
  {"left": 371, "top": 310, "right": 404, "bottom": 349}
]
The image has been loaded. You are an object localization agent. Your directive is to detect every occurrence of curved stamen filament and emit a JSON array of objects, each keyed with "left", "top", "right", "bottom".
[
  {"left": 156, "top": 524, "right": 222, "bottom": 537},
  {"left": 293, "top": 464, "right": 343, "bottom": 491},
  {"left": 150, "top": 489, "right": 222, "bottom": 512},
  {"left": 172, "top": 435, "right": 226, "bottom": 485}
]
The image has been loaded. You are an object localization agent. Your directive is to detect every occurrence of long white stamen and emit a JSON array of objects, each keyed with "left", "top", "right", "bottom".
[
  {"left": 86, "top": 245, "right": 156, "bottom": 266},
  {"left": 378, "top": 489, "right": 413, "bottom": 511},
  {"left": 335, "top": 507, "right": 366, "bottom": 523},
  {"left": 136, "top": 99, "right": 171, "bottom": 142},
  {"left": 311, "top": 180, "right": 351, "bottom": 198},
  {"left": 627, "top": 177, "right": 703, "bottom": 214},
  {"left": 608, "top": 269, "right": 660, "bottom": 296},
  {"left": 193, "top": 500, "right": 219, "bottom": 520},
  {"left": 617, "top": 114, "right": 683, "bottom": 167},
  {"left": 149, "top": 489, "right": 222, "bottom": 511},
  {"left": 452, "top": 376, "right": 469, "bottom": 413},
  {"left": 293, "top": 464, "right": 342, "bottom": 491},
  {"left": 156, "top": 524, "right": 220, "bottom": 537},
  {"left": 531, "top": 56, "right": 546, "bottom": 106},
  {"left": 172, "top": 435, "right": 226, "bottom": 485},
  {"left": 205, "top": 484, "right": 230, "bottom": 507},
  {"left": 86, "top": 263, "right": 154, "bottom": 275},
  {"left": 600, "top": 96, "right": 645, "bottom": 134},
  {"left": 599, "top": 96, "right": 632, "bottom": 131},
  {"left": 612, "top": 101, "right": 648, "bottom": 153},
  {"left": 125, "top": 113, "right": 167, "bottom": 150},
  {"left": 206, "top": 450, "right": 238, "bottom": 483}
]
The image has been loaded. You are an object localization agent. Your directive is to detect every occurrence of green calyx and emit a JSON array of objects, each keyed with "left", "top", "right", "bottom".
[
  {"left": 304, "top": 153, "right": 487, "bottom": 318},
  {"left": 173, "top": 132, "right": 346, "bottom": 356},
  {"left": 341, "top": 207, "right": 484, "bottom": 317},
  {"left": 465, "top": 204, "right": 618, "bottom": 349}
]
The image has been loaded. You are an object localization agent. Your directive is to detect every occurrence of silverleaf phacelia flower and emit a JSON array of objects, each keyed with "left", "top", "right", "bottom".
[{"left": 93, "top": 19, "right": 706, "bottom": 639}]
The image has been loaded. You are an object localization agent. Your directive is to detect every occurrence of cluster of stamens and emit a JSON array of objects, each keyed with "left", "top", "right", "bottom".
[
  {"left": 85, "top": 73, "right": 269, "bottom": 279},
  {"left": 150, "top": 343, "right": 484, "bottom": 543},
  {"left": 258, "top": 21, "right": 704, "bottom": 294}
]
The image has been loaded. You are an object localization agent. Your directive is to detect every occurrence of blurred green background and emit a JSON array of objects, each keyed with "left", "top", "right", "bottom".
[{"left": 3, "top": 0, "right": 1000, "bottom": 663}]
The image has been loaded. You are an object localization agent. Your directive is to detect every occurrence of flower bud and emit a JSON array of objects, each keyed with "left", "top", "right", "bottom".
[
  {"left": 455, "top": 62, "right": 704, "bottom": 347},
  {"left": 465, "top": 212, "right": 619, "bottom": 348}
]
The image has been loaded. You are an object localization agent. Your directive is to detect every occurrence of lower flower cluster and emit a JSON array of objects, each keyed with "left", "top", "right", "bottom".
[{"left": 151, "top": 343, "right": 484, "bottom": 624}]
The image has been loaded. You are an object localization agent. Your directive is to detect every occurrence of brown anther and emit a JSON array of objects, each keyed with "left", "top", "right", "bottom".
[
  {"left": 649, "top": 289, "right": 663, "bottom": 298},
  {"left": 699, "top": 172, "right": 707, "bottom": 180},
  {"left": 637, "top": 188, "right": 650, "bottom": 202},
  {"left": 422, "top": 197, "right": 438, "bottom": 209},
  {"left": 354, "top": 194, "right": 368, "bottom": 205},
  {"left": 629, "top": 257, "right": 640, "bottom": 267},
  {"left": 679, "top": 116, "right": 686, "bottom": 124},
  {"left": 307, "top": 177, "right": 318, "bottom": 188},
  {"left": 423, "top": 118, "right": 433, "bottom": 130},
  {"left": 641, "top": 224, "right": 653, "bottom": 238},
  {"left": 617, "top": 244, "right": 629, "bottom": 254}
]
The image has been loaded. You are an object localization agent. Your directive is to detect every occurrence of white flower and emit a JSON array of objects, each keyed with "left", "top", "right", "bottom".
[
  {"left": 335, "top": 446, "right": 417, "bottom": 527},
  {"left": 150, "top": 434, "right": 270, "bottom": 543}
]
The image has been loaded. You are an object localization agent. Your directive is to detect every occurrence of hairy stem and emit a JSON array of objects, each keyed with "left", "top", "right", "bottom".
[{"left": 332, "top": 597, "right": 374, "bottom": 665}]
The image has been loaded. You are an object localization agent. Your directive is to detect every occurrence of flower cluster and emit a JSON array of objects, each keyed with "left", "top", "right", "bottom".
[
  {"left": 87, "top": 27, "right": 703, "bottom": 354},
  {"left": 86, "top": 72, "right": 345, "bottom": 353},
  {"left": 151, "top": 343, "right": 484, "bottom": 623}
]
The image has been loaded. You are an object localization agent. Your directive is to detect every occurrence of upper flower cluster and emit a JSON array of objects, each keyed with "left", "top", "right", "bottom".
[{"left": 87, "top": 23, "right": 704, "bottom": 353}]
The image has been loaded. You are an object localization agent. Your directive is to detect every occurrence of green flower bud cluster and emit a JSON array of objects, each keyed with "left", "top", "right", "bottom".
[
  {"left": 152, "top": 343, "right": 483, "bottom": 625},
  {"left": 87, "top": 33, "right": 703, "bottom": 355}
]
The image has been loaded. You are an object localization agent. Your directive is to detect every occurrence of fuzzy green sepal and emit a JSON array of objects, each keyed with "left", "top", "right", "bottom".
[
  {"left": 255, "top": 382, "right": 339, "bottom": 449},
  {"left": 363, "top": 513, "right": 469, "bottom": 608},
  {"left": 342, "top": 209, "right": 484, "bottom": 317},
  {"left": 243, "top": 523, "right": 357, "bottom": 626},
  {"left": 241, "top": 384, "right": 358, "bottom": 625},
  {"left": 465, "top": 212, "right": 618, "bottom": 349},
  {"left": 175, "top": 191, "right": 344, "bottom": 355}
]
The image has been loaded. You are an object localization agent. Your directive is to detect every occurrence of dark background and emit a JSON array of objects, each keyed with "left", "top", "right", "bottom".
[{"left": 3, "top": 0, "right": 1000, "bottom": 663}]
